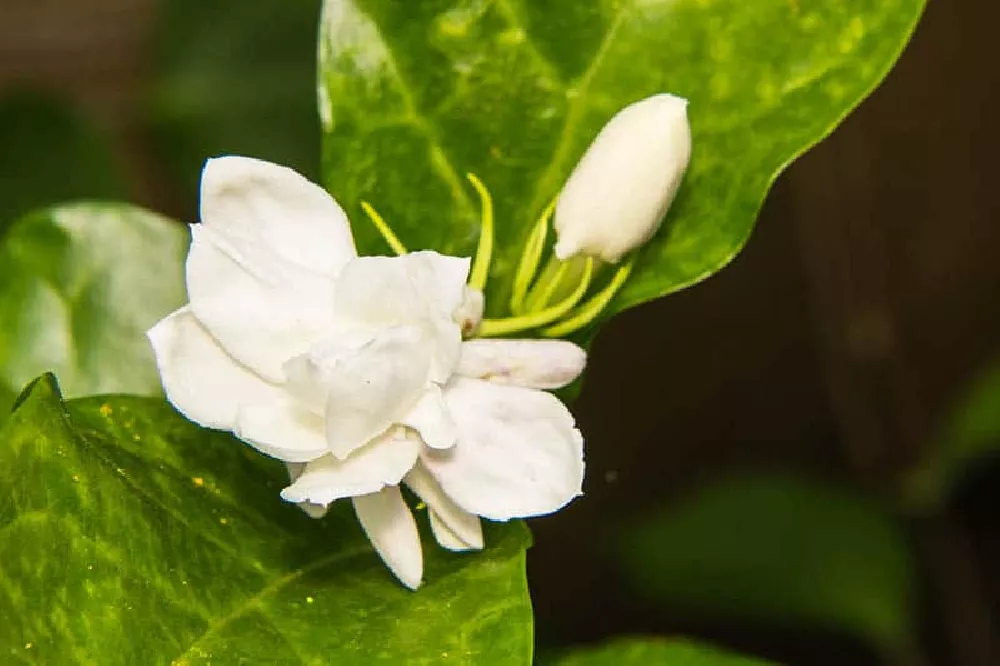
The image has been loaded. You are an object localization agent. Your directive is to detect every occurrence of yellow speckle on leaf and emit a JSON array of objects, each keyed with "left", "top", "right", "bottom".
[
  {"left": 25, "top": 642, "right": 33, "bottom": 649},
  {"left": 306, "top": 596, "right": 315, "bottom": 604},
  {"left": 71, "top": 474, "right": 80, "bottom": 482},
  {"left": 219, "top": 517, "right": 229, "bottom": 525},
  {"left": 415, "top": 502, "right": 426, "bottom": 511},
  {"left": 192, "top": 477, "right": 205, "bottom": 488},
  {"left": 99, "top": 404, "right": 112, "bottom": 417}
]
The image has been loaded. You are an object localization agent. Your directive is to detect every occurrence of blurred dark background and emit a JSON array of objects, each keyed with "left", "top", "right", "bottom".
[{"left": 1, "top": 0, "right": 997, "bottom": 664}]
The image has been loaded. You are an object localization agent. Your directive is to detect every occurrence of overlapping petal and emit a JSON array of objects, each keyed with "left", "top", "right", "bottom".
[
  {"left": 422, "top": 377, "right": 585, "bottom": 521},
  {"left": 200, "top": 156, "right": 356, "bottom": 276},
  {"left": 405, "top": 463, "right": 482, "bottom": 551},
  {"left": 280, "top": 430, "right": 420, "bottom": 505},
  {"left": 147, "top": 307, "right": 285, "bottom": 430},
  {"left": 331, "top": 252, "right": 468, "bottom": 382},
  {"left": 186, "top": 224, "right": 336, "bottom": 382}
]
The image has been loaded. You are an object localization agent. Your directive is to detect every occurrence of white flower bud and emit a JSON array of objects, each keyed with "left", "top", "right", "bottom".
[{"left": 554, "top": 93, "right": 692, "bottom": 263}]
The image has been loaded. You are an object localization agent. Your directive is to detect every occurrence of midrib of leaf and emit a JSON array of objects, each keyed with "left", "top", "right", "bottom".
[
  {"left": 525, "top": 5, "right": 627, "bottom": 217},
  {"left": 170, "top": 545, "right": 370, "bottom": 665}
]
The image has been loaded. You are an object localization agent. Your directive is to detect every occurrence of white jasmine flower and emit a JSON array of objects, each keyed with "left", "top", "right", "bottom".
[
  {"left": 148, "top": 156, "right": 587, "bottom": 589},
  {"left": 554, "top": 93, "right": 692, "bottom": 263}
]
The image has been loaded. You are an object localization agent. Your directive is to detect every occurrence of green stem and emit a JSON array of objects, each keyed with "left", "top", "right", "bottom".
[
  {"left": 510, "top": 199, "right": 554, "bottom": 315},
  {"left": 479, "top": 258, "right": 594, "bottom": 336},
  {"left": 360, "top": 201, "right": 407, "bottom": 256},
  {"left": 466, "top": 173, "right": 494, "bottom": 292},
  {"left": 542, "top": 257, "right": 635, "bottom": 337}
]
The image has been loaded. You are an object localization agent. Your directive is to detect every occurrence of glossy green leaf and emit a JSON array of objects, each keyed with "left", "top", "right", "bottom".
[
  {"left": 0, "top": 92, "right": 126, "bottom": 230},
  {"left": 148, "top": 0, "right": 323, "bottom": 208},
  {"left": 905, "top": 360, "right": 1000, "bottom": 511},
  {"left": 0, "top": 204, "right": 187, "bottom": 420},
  {"left": 318, "top": 0, "right": 925, "bottom": 323},
  {"left": 618, "top": 474, "right": 916, "bottom": 652},
  {"left": 1, "top": 375, "right": 533, "bottom": 664},
  {"left": 550, "top": 637, "right": 773, "bottom": 666}
]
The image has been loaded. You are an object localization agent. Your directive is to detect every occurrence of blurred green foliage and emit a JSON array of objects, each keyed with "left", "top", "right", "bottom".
[
  {"left": 0, "top": 203, "right": 186, "bottom": 420},
  {"left": 906, "top": 360, "right": 1000, "bottom": 511},
  {"left": 550, "top": 637, "right": 774, "bottom": 666},
  {"left": 619, "top": 473, "right": 916, "bottom": 655},
  {"left": 147, "top": 0, "right": 323, "bottom": 208},
  {"left": 0, "top": 92, "right": 127, "bottom": 229}
]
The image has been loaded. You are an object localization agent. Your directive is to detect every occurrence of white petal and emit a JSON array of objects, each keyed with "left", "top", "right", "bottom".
[
  {"left": 331, "top": 252, "right": 467, "bottom": 380},
  {"left": 423, "top": 378, "right": 585, "bottom": 521},
  {"left": 147, "top": 306, "right": 284, "bottom": 429},
  {"left": 457, "top": 339, "right": 587, "bottom": 389},
  {"left": 280, "top": 430, "right": 419, "bottom": 505},
  {"left": 200, "top": 156, "right": 356, "bottom": 276},
  {"left": 233, "top": 397, "right": 329, "bottom": 463},
  {"left": 293, "top": 326, "right": 431, "bottom": 459},
  {"left": 284, "top": 463, "right": 329, "bottom": 518},
  {"left": 353, "top": 487, "right": 423, "bottom": 590},
  {"left": 405, "top": 463, "right": 483, "bottom": 551},
  {"left": 186, "top": 224, "right": 336, "bottom": 382},
  {"left": 399, "top": 385, "right": 456, "bottom": 450}
]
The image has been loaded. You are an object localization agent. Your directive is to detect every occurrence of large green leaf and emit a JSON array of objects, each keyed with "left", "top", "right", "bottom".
[
  {"left": 0, "top": 92, "right": 126, "bottom": 230},
  {"left": 147, "top": 0, "right": 323, "bottom": 208},
  {"left": 0, "top": 204, "right": 187, "bottom": 420},
  {"left": 618, "top": 474, "right": 916, "bottom": 653},
  {"left": 550, "top": 638, "right": 773, "bottom": 666},
  {"left": 1, "top": 375, "right": 532, "bottom": 664},
  {"left": 318, "top": 0, "right": 925, "bottom": 321}
]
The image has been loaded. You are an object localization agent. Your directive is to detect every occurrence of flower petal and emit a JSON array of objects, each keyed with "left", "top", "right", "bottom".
[
  {"left": 399, "top": 385, "right": 456, "bottom": 450},
  {"left": 331, "top": 252, "right": 467, "bottom": 381},
  {"left": 233, "top": 397, "right": 330, "bottom": 463},
  {"left": 200, "top": 156, "right": 356, "bottom": 276},
  {"left": 423, "top": 378, "right": 585, "bottom": 521},
  {"left": 186, "top": 224, "right": 336, "bottom": 382},
  {"left": 284, "top": 463, "right": 330, "bottom": 519},
  {"left": 353, "top": 487, "right": 423, "bottom": 590},
  {"left": 405, "top": 463, "right": 482, "bottom": 551},
  {"left": 286, "top": 326, "right": 431, "bottom": 459},
  {"left": 147, "top": 306, "right": 284, "bottom": 429},
  {"left": 332, "top": 251, "right": 470, "bottom": 325},
  {"left": 456, "top": 339, "right": 587, "bottom": 389},
  {"left": 280, "top": 430, "right": 419, "bottom": 505}
]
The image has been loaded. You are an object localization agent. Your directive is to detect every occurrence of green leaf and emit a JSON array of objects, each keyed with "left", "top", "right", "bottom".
[
  {"left": 318, "top": 0, "right": 925, "bottom": 322},
  {"left": 550, "top": 637, "right": 773, "bottom": 666},
  {"left": 0, "top": 92, "right": 127, "bottom": 230},
  {"left": 147, "top": 0, "right": 323, "bottom": 208},
  {"left": 905, "top": 360, "right": 1000, "bottom": 511},
  {"left": 0, "top": 204, "right": 187, "bottom": 420},
  {"left": 1, "top": 375, "right": 532, "bottom": 664},
  {"left": 618, "top": 474, "right": 916, "bottom": 653}
]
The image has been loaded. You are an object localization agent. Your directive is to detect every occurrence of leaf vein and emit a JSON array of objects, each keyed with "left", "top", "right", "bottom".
[
  {"left": 170, "top": 545, "right": 369, "bottom": 664},
  {"left": 354, "top": 5, "right": 475, "bottom": 217}
]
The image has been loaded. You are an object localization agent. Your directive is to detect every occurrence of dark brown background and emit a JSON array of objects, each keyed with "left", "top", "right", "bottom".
[{"left": 1, "top": 0, "right": 997, "bottom": 664}]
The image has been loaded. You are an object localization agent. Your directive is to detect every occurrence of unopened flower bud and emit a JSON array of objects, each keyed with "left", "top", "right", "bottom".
[{"left": 554, "top": 93, "right": 692, "bottom": 263}]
